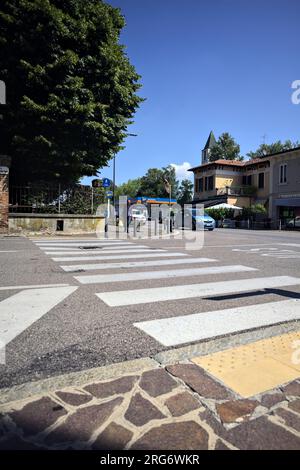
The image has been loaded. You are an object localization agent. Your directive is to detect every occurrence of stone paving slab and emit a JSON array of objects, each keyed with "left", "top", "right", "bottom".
[{"left": 0, "top": 359, "right": 299, "bottom": 450}]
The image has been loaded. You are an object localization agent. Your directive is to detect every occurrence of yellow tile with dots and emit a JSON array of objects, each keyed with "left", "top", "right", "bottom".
[{"left": 192, "top": 331, "right": 300, "bottom": 397}]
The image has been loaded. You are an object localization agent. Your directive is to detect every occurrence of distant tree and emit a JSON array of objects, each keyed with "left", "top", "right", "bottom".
[
  {"left": 177, "top": 179, "right": 193, "bottom": 205},
  {"left": 0, "top": 0, "right": 143, "bottom": 186},
  {"left": 114, "top": 178, "right": 141, "bottom": 199},
  {"left": 162, "top": 165, "right": 179, "bottom": 199},
  {"left": 247, "top": 140, "right": 300, "bottom": 159},
  {"left": 209, "top": 133, "right": 243, "bottom": 162},
  {"left": 139, "top": 165, "right": 179, "bottom": 199}
]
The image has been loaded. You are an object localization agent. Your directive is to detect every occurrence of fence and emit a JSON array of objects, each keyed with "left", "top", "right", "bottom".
[{"left": 9, "top": 184, "right": 106, "bottom": 215}]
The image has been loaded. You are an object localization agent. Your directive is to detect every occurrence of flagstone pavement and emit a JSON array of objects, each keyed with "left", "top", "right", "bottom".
[{"left": 0, "top": 358, "right": 300, "bottom": 450}]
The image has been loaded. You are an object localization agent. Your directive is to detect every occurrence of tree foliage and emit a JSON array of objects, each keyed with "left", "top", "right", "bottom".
[
  {"left": 177, "top": 179, "right": 193, "bottom": 205},
  {"left": 247, "top": 140, "right": 299, "bottom": 159},
  {"left": 114, "top": 178, "right": 141, "bottom": 199},
  {"left": 138, "top": 165, "right": 179, "bottom": 199},
  {"left": 209, "top": 132, "right": 243, "bottom": 162},
  {"left": 206, "top": 207, "right": 234, "bottom": 221},
  {"left": 0, "top": 0, "right": 143, "bottom": 185}
]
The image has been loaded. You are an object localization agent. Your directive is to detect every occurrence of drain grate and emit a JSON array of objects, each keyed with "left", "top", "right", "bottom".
[{"left": 79, "top": 246, "right": 103, "bottom": 250}]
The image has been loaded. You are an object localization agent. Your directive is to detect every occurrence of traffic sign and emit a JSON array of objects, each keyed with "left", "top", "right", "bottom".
[
  {"left": 102, "top": 178, "right": 111, "bottom": 188},
  {"left": 106, "top": 190, "right": 113, "bottom": 199}
]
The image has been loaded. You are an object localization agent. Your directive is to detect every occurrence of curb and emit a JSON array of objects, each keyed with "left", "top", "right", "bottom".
[
  {"left": 0, "top": 357, "right": 158, "bottom": 406},
  {"left": 154, "top": 320, "right": 300, "bottom": 365}
]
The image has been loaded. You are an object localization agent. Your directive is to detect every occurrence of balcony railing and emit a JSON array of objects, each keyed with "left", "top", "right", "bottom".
[{"left": 216, "top": 186, "right": 257, "bottom": 197}]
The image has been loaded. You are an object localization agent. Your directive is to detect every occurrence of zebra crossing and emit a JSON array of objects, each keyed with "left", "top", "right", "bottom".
[{"left": 31, "top": 237, "right": 300, "bottom": 349}]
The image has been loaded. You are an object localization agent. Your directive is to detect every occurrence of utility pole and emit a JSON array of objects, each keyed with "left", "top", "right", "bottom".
[{"left": 112, "top": 154, "right": 116, "bottom": 208}]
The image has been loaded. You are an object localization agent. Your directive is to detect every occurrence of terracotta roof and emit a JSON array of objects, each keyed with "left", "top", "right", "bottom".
[
  {"left": 189, "top": 146, "right": 300, "bottom": 172},
  {"left": 189, "top": 159, "right": 245, "bottom": 171}
]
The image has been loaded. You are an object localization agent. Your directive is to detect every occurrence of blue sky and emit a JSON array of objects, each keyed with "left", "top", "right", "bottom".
[{"left": 82, "top": 0, "right": 300, "bottom": 186}]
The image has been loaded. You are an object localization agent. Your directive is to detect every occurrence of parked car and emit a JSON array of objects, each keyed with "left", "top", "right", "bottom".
[
  {"left": 286, "top": 216, "right": 300, "bottom": 229},
  {"left": 174, "top": 208, "right": 216, "bottom": 231},
  {"left": 128, "top": 205, "right": 148, "bottom": 225}
]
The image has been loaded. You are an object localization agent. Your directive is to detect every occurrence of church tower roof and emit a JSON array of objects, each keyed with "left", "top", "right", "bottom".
[{"left": 203, "top": 131, "right": 216, "bottom": 150}]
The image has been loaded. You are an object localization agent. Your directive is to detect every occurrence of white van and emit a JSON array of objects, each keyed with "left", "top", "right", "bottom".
[{"left": 129, "top": 204, "right": 148, "bottom": 225}]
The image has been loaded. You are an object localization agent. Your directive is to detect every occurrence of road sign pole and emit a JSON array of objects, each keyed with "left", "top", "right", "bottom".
[{"left": 113, "top": 155, "right": 116, "bottom": 207}]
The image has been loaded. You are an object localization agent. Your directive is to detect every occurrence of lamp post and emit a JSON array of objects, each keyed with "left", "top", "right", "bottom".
[{"left": 112, "top": 154, "right": 116, "bottom": 207}]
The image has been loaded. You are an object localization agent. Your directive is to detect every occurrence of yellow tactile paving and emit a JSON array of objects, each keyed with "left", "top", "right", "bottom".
[{"left": 192, "top": 331, "right": 300, "bottom": 398}]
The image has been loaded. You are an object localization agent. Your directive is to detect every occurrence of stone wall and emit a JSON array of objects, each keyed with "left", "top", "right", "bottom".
[{"left": 9, "top": 213, "right": 105, "bottom": 235}]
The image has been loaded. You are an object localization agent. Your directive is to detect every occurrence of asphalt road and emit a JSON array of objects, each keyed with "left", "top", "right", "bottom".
[{"left": 0, "top": 228, "right": 300, "bottom": 388}]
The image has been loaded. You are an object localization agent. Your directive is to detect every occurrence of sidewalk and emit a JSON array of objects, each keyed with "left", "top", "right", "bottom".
[{"left": 0, "top": 353, "right": 300, "bottom": 450}]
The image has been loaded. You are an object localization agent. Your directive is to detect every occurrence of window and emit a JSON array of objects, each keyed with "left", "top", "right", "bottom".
[
  {"left": 205, "top": 175, "right": 214, "bottom": 191},
  {"left": 198, "top": 178, "right": 203, "bottom": 192},
  {"left": 258, "top": 172, "right": 265, "bottom": 189},
  {"left": 195, "top": 178, "right": 203, "bottom": 193},
  {"left": 247, "top": 175, "right": 252, "bottom": 185},
  {"left": 279, "top": 164, "right": 287, "bottom": 184},
  {"left": 242, "top": 175, "right": 247, "bottom": 185}
]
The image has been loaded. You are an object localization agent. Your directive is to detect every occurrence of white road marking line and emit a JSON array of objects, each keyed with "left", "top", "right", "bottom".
[
  {"left": 42, "top": 245, "right": 148, "bottom": 254},
  {"left": 0, "top": 283, "right": 70, "bottom": 291},
  {"left": 96, "top": 276, "right": 300, "bottom": 306},
  {"left": 0, "top": 250, "right": 18, "bottom": 253},
  {"left": 61, "top": 257, "right": 218, "bottom": 272},
  {"left": 35, "top": 242, "right": 134, "bottom": 247},
  {"left": 194, "top": 243, "right": 284, "bottom": 248},
  {"left": 31, "top": 240, "right": 109, "bottom": 242},
  {"left": 53, "top": 252, "right": 188, "bottom": 262},
  {"left": 38, "top": 244, "right": 137, "bottom": 250},
  {"left": 49, "top": 249, "right": 165, "bottom": 257},
  {"left": 279, "top": 243, "right": 300, "bottom": 248},
  {"left": 75, "top": 265, "right": 257, "bottom": 285},
  {"left": 32, "top": 238, "right": 126, "bottom": 242},
  {"left": 0, "top": 286, "right": 78, "bottom": 344},
  {"left": 134, "top": 299, "right": 300, "bottom": 346}
]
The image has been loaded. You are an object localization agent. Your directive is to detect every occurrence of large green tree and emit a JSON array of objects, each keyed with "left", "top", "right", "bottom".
[
  {"left": 247, "top": 140, "right": 299, "bottom": 159},
  {"left": 0, "top": 0, "right": 143, "bottom": 186},
  {"left": 138, "top": 165, "right": 179, "bottom": 199},
  {"left": 209, "top": 132, "right": 243, "bottom": 162}
]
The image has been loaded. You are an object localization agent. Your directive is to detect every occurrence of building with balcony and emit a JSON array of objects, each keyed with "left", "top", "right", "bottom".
[{"left": 189, "top": 132, "right": 300, "bottom": 227}]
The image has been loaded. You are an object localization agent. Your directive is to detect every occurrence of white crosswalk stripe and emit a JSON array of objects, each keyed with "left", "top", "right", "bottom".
[
  {"left": 35, "top": 242, "right": 135, "bottom": 248},
  {"left": 96, "top": 276, "right": 300, "bottom": 306},
  {"left": 30, "top": 238, "right": 123, "bottom": 242},
  {"left": 30, "top": 238, "right": 300, "bottom": 350},
  {"left": 0, "top": 286, "right": 77, "bottom": 345},
  {"left": 60, "top": 257, "right": 218, "bottom": 272},
  {"left": 48, "top": 248, "right": 166, "bottom": 257},
  {"left": 75, "top": 265, "right": 257, "bottom": 285},
  {"left": 43, "top": 246, "right": 149, "bottom": 255},
  {"left": 38, "top": 244, "right": 140, "bottom": 251},
  {"left": 51, "top": 252, "right": 186, "bottom": 262},
  {"left": 134, "top": 299, "right": 300, "bottom": 346}
]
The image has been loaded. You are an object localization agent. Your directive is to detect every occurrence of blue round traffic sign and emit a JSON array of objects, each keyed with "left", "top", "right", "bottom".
[{"left": 102, "top": 178, "right": 111, "bottom": 188}]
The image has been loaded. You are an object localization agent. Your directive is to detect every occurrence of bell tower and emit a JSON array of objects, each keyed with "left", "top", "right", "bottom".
[{"left": 202, "top": 131, "right": 216, "bottom": 164}]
